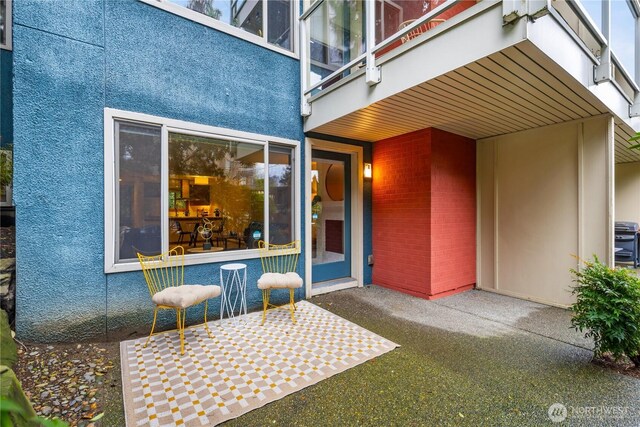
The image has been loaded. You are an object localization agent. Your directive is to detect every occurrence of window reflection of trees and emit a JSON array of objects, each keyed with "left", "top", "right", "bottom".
[
  {"left": 187, "top": 0, "right": 222, "bottom": 20},
  {"left": 168, "top": 133, "right": 264, "bottom": 243}
]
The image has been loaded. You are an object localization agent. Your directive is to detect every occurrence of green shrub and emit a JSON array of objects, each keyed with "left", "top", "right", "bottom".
[
  {"left": 629, "top": 131, "right": 639, "bottom": 150},
  {"left": 0, "top": 310, "right": 17, "bottom": 368},
  {"left": 0, "top": 396, "right": 69, "bottom": 427},
  {"left": 0, "top": 149, "right": 11, "bottom": 188},
  {"left": 570, "top": 257, "right": 640, "bottom": 366},
  {"left": 0, "top": 369, "right": 70, "bottom": 427}
]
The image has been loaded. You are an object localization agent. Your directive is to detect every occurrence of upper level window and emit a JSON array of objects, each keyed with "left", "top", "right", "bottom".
[
  {"left": 610, "top": 0, "right": 637, "bottom": 80},
  {"left": 0, "top": 0, "right": 11, "bottom": 50},
  {"left": 142, "top": 0, "right": 294, "bottom": 55},
  {"left": 105, "top": 109, "right": 299, "bottom": 273}
]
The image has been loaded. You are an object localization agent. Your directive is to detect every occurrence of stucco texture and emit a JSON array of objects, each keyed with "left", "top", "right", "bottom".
[
  {"left": 13, "top": 24, "right": 106, "bottom": 341},
  {"left": 104, "top": 1, "right": 300, "bottom": 139},
  {"left": 13, "top": 0, "right": 105, "bottom": 47},
  {"left": 12, "top": 0, "right": 309, "bottom": 341}
]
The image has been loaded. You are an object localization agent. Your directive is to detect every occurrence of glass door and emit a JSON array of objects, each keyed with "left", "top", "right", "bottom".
[{"left": 311, "top": 150, "right": 351, "bottom": 283}]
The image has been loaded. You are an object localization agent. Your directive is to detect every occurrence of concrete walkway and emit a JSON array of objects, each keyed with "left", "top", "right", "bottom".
[{"left": 228, "top": 286, "right": 640, "bottom": 426}]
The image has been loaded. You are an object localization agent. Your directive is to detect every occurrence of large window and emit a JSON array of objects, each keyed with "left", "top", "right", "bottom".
[
  {"left": 142, "top": 0, "right": 294, "bottom": 54},
  {"left": 116, "top": 122, "right": 162, "bottom": 261},
  {"left": 1, "top": 0, "right": 11, "bottom": 50},
  {"left": 105, "top": 110, "right": 299, "bottom": 272}
]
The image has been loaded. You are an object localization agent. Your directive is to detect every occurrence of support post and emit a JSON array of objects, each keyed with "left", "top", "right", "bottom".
[
  {"left": 606, "top": 116, "right": 615, "bottom": 267},
  {"left": 594, "top": 0, "right": 612, "bottom": 83},
  {"left": 630, "top": 12, "right": 640, "bottom": 116},
  {"left": 365, "top": 0, "right": 380, "bottom": 86},
  {"left": 300, "top": 14, "right": 311, "bottom": 116}
]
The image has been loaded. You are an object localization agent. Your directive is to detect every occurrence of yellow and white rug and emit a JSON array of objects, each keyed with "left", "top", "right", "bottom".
[{"left": 120, "top": 300, "right": 399, "bottom": 426}]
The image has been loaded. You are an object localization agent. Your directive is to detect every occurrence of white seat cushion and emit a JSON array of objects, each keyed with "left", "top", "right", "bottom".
[
  {"left": 152, "top": 285, "right": 221, "bottom": 309},
  {"left": 257, "top": 272, "right": 303, "bottom": 290}
]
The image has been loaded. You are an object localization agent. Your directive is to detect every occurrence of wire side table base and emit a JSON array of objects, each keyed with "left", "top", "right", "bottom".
[{"left": 219, "top": 263, "right": 247, "bottom": 325}]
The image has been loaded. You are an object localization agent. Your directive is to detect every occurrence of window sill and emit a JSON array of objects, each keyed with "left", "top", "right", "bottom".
[
  {"left": 138, "top": 0, "right": 298, "bottom": 60},
  {"left": 105, "top": 248, "right": 265, "bottom": 274},
  {"left": 105, "top": 246, "right": 302, "bottom": 274}
]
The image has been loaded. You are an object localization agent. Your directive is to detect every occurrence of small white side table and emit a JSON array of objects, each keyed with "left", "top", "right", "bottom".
[{"left": 219, "top": 263, "right": 247, "bottom": 324}]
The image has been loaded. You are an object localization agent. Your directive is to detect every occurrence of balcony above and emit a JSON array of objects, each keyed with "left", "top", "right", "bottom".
[{"left": 300, "top": 0, "right": 640, "bottom": 163}]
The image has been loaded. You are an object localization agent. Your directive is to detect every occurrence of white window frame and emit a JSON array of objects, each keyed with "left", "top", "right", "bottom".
[
  {"left": 104, "top": 108, "right": 301, "bottom": 273},
  {"left": 139, "top": 0, "right": 298, "bottom": 59},
  {"left": 1, "top": 0, "right": 12, "bottom": 51}
]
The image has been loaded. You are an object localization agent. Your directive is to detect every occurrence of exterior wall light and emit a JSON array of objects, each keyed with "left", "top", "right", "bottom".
[{"left": 364, "top": 163, "right": 372, "bottom": 179}]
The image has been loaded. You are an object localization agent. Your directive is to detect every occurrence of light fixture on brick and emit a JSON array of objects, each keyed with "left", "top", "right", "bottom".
[{"left": 364, "top": 163, "right": 372, "bottom": 179}]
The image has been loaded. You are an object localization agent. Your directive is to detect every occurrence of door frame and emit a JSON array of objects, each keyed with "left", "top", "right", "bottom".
[{"left": 305, "top": 138, "right": 364, "bottom": 298}]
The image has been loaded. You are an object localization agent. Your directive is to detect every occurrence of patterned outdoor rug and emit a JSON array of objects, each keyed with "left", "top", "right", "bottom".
[{"left": 120, "top": 300, "right": 399, "bottom": 426}]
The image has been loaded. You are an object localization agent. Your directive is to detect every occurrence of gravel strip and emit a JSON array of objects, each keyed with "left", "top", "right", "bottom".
[{"left": 14, "top": 342, "right": 121, "bottom": 427}]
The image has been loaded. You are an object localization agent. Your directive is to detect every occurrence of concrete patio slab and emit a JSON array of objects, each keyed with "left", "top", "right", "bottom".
[
  {"left": 227, "top": 286, "right": 640, "bottom": 426},
  {"left": 417, "top": 288, "right": 591, "bottom": 349}
]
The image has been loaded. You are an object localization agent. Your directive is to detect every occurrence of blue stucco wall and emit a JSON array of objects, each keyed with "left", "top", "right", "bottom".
[
  {"left": 0, "top": 49, "right": 12, "bottom": 148},
  {"left": 13, "top": 0, "right": 304, "bottom": 341},
  {"left": 105, "top": 1, "right": 299, "bottom": 138},
  {"left": 13, "top": 5, "right": 107, "bottom": 341}
]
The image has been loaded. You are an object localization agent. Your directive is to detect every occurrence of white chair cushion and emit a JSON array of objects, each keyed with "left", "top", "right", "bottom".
[
  {"left": 152, "top": 285, "right": 221, "bottom": 309},
  {"left": 257, "top": 272, "right": 303, "bottom": 290}
]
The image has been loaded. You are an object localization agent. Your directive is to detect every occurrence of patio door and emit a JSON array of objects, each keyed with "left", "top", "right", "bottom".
[{"left": 311, "top": 150, "right": 352, "bottom": 283}]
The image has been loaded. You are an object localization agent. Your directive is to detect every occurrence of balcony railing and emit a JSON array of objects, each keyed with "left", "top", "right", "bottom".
[
  {"left": 300, "top": 0, "right": 640, "bottom": 118},
  {"left": 302, "top": 0, "right": 366, "bottom": 98},
  {"left": 299, "top": 0, "right": 479, "bottom": 114},
  {"left": 549, "top": 0, "right": 640, "bottom": 106}
]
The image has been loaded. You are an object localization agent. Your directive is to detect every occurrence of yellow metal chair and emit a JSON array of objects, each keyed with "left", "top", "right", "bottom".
[
  {"left": 257, "top": 240, "right": 303, "bottom": 325},
  {"left": 138, "top": 246, "right": 221, "bottom": 355}
]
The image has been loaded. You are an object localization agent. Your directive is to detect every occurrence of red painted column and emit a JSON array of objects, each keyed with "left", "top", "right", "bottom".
[
  {"left": 429, "top": 129, "right": 477, "bottom": 298},
  {"left": 372, "top": 129, "right": 432, "bottom": 297},
  {"left": 372, "top": 128, "right": 476, "bottom": 300}
]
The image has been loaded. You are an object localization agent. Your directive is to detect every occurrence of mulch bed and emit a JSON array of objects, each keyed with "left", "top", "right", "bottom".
[
  {"left": 593, "top": 354, "right": 640, "bottom": 380},
  {"left": 13, "top": 341, "right": 122, "bottom": 427}
]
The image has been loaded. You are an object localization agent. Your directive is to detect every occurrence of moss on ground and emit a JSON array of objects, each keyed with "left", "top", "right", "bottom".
[{"left": 223, "top": 290, "right": 639, "bottom": 426}]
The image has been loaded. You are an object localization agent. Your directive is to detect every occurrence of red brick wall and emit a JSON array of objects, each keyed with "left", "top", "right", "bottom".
[
  {"left": 430, "top": 129, "right": 477, "bottom": 297},
  {"left": 372, "top": 129, "right": 432, "bottom": 297},
  {"left": 372, "top": 128, "right": 476, "bottom": 299}
]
